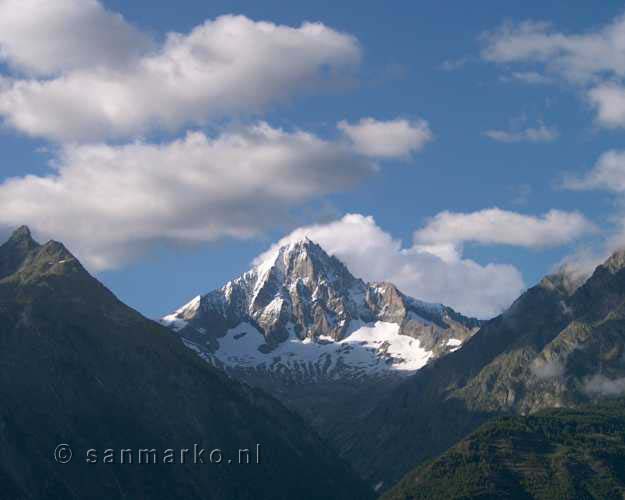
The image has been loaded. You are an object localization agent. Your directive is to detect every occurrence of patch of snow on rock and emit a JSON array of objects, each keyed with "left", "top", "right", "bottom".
[{"left": 213, "top": 320, "right": 433, "bottom": 375}]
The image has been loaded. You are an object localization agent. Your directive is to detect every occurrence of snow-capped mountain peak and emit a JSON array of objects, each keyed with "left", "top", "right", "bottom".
[
  {"left": 162, "top": 238, "right": 481, "bottom": 381},
  {"left": 251, "top": 237, "right": 357, "bottom": 290}
]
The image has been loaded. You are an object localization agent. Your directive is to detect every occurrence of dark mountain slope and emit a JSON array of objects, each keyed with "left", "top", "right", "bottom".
[
  {"left": 341, "top": 249, "right": 625, "bottom": 490},
  {"left": 384, "top": 400, "right": 625, "bottom": 500},
  {"left": 338, "top": 277, "right": 572, "bottom": 488},
  {"left": 0, "top": 227, "right": 372, "bottom": 500}
]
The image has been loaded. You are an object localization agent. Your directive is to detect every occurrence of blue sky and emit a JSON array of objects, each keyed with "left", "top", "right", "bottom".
[{"left": 1, "top": 0, "right": 625, "bottom": 318}]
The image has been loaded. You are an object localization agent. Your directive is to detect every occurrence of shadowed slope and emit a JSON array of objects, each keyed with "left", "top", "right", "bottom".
[{"left": 0, "top": 227, "right": 372, "bottom": 500}]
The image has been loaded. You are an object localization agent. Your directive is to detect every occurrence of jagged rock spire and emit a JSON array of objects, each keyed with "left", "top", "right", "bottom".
[
  {"left": 5, "top": 225, "right": 38, "bottom": 249},
  {"left": 10, "top": 225, "right": 33, "bottom": 240},
  {"left": 0, "top": 225, "right": 40, "bottom": 279}
]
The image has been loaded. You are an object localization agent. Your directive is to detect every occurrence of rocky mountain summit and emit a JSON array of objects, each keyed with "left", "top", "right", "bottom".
[{"left": 162, "top": 238, "right": 481, "bottom": 382}]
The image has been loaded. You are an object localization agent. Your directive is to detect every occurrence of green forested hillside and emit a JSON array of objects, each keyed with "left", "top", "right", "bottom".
[{"left": 384, "top": 401, "right": 625, "bottom": 500}]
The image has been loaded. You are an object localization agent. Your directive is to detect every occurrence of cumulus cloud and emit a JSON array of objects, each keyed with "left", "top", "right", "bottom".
[
  {"left": 0, "top": 123, "right": 379, "bottom": 270},
  {"left": 337, "top": 117, "right": 433, "bottom": 159},
  {"left": 482, "top": 14, "right": 625, "bottom": 127},
  {"left": 254, "top": 214, "right": 526, "bottom": 318},
  {"left": 587, "top": 83, "right": 625, "bottom": 128},
  {"left": 0, "top": 0, "right": 153, "bottom": 75},
  {"left": 412, "top": 208, "right": 595, "bottom": 249},
  {"left": 0, "top": 6, "right": 360, "bottom": 141},
  {"left": 483, "top": 123, "right": 558, "bottom": 143},
  {"left": 564, "top": 150, "right": 625, "bottom": 192},
  {"left": 482, "top": 16, "right": 625, "bottom": 83}
]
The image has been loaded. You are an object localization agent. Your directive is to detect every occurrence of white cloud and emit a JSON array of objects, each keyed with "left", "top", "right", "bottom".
[
  {"left": 337, "top": 117, "right": 432, "bottom": 159},
  {"left": 413, "top": 208, "right": 595, "bottom": 248},
  {"left": 0, "top": 123, "right": 378, "bottom": 270},
  {"left": 500, "top": 71, "right": 553, "bottom": 85},
  {"left": 553, "top": 246, "right": 607, "bottom": 290},
  {"left": 530, "top": 358, "right": 565, "bottom": 379},
  {"left": 254, "top": 214, "right": 526, "bottom": 318},
  {"left": 605, "top": 219, "right": 625, "bottom": 258},
  {"left": 0, "top": 10, "right": 361, "bottom": 141},
  {"left": 563, "top": 150, "right": 625, "bottom": 255},
  {"left": 483, "top": 123, "right": 558, "bottom": 143},
  {"left": 564, "top": 150, "right": 625, "bottom": 192},
  {"left": 587, "top": 83, "right": 625, "bottom": 128},
  {"left": 0, "top": 0, "right": 153, "bottom": 75},
  {"left": 482, "top": 16, "right": 625, "bottom": 83},
  {"left": 482, "top": 14, "right": 625, "bottom": 127}
]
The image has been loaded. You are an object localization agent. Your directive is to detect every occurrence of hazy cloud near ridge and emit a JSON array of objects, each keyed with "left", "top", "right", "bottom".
[
  {"left": 563, "top": 150, "right": 625, "bottom": 257},
  {"left": 583, "top": 374, "right": 625, "bottom": 397},
  {"left": 530, "top": 358, "right": 565, "bottom": 379}
]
